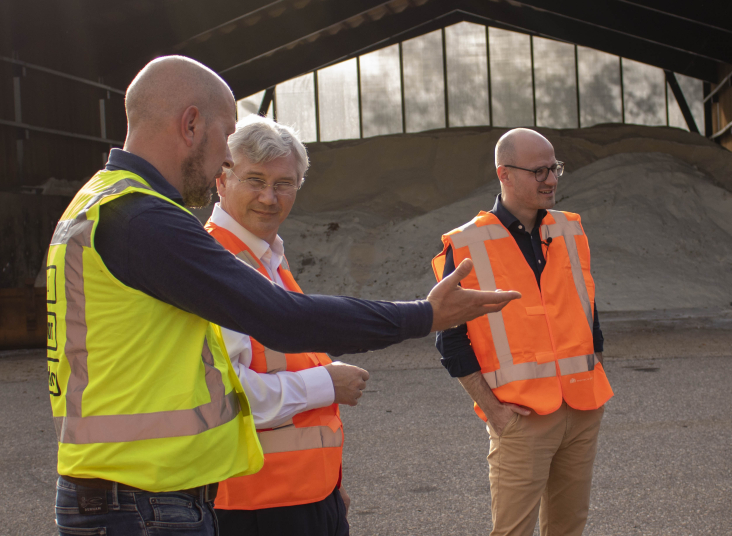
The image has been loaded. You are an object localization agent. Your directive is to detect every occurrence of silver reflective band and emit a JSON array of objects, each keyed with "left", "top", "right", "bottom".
[
  {"left": 542, "top": 210, "right": 593, "bottom": 330},
  {"left": 263, "top": 347, "right": 287, "bottom": 373},
  {"left": 50, "top": 217, "right": 93, "bottom": 247},
  {"left": 236, "top": 250, "right": 261, "bottom": 270},
  {"left": 81, "top": 178, "right": 152, "bottom": 212},
  {"left": 60, "top": 215, "right": 93, "bottom": 422},
  {"left": 451, "top": 223, "right": 514, "bottom": 368},
  {"left": 558, "top": 353, "right": 598, "bottom": 376},
  {"left": 55, "top": 391, "right": 240, "bottom": 444},
  {"left": 51, "top": 178, "right": 151, "bottom": 247},
  {"left": 53, "top": 179, "right": 240, "bottom": 444},
  {"left": 483, "top": 362, "right": 556, "bottom": 389},
  {"left": 483, "top": 353, "right": 597, "bottom": 389},
  {"left": 258, "top": 424, "right": 343, "bottom": 454}
]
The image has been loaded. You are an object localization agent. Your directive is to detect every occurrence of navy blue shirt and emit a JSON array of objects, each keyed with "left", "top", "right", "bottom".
[
  {"left": 435, "top": 195, "right": 603, "bottom": 378},
  {"left": 94, "top": 149, "right": 432, "bottom": 355}
]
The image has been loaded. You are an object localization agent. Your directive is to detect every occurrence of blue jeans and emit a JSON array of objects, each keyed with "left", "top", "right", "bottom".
[{"left": 55, "top": 477, "right": 218, "bottom": 536}]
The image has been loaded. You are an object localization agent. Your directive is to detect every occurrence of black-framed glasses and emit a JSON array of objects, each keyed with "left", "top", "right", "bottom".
[{"left": 502, "top": 161, "right": 564, "bottom": 182}]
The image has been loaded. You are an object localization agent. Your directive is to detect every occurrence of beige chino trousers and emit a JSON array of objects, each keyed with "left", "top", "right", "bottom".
[{"left": 486, "top": 402, "right": 604, "bottom": 536}]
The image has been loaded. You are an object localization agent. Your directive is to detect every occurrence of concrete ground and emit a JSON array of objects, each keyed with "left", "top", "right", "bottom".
[{"left": 2, "top": 308, "right": 731, "bottom": 535}]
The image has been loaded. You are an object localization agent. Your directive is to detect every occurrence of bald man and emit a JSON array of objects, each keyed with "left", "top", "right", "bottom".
[
  {"left": 433, "top": 128, "right": 613, "bottom": 536},
  {"left": 49, "top": 56, "right": 520, "bottom": 535}
]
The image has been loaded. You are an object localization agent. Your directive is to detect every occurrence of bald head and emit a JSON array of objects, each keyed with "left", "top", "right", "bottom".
[
  {"left": 494, "top": 128, "right": 558, "bottom": 226},
  {"left": 125, "top": 55, "right": 234, "bottom": 133},
  {"left": 495, "top": 128, "right": 553, "bottom": 168},
  {"left": 123, "top": 56, "right": 238, "bottom": 208}
]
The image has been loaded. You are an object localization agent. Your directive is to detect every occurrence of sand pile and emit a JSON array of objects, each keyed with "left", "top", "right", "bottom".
[
  {"left": 291, "top": 124, "right": 732, "bottom": 222},
  {"left": 278, "top": 151, "right": 732, "bottom": 312},
  {"left": 190, "top": 125, "right": 732, "bottom": 312}
]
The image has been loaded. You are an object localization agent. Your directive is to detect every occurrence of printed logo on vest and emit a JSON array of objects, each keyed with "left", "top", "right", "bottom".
[
  {"left": 48, "top": 368, "right": 61, "bottom": 397},
  {"left": 46, "top": 312, "right": 57, "bottom": 351},
  {"left": 46, "top": 265, "right": 57, "bottom": 304},
  {"left": 569, "top": 377, "right": 591, "bottom": 383}
]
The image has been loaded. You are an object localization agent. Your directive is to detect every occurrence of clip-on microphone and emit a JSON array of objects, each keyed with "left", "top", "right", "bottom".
[{"left": 541, "top": 236, "right": 553, "bottom": 247}]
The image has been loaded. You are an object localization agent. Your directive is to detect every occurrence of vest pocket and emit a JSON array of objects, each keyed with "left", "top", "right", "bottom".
[{"left": 535, "top": 351, "right": 555, "bottom": 364}]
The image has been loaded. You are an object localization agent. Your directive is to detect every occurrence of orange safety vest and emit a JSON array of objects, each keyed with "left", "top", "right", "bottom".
[
  {"left": 433, "top": 210, "right": 613, "bottom": 417},
  {"left": 206, "top": 221, "right": 343, "bottom": 510}
]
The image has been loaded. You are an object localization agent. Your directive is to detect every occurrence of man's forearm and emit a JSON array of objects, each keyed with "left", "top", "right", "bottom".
[
  {"left": 108, "top": 199, "right": 433, "bottom": 355},
  {"left": 457, "top": 371, "right": 502, "bottom": 419}
]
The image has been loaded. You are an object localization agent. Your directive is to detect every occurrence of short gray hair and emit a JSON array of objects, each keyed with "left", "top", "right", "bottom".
[{"left": 227, "top": 115, "right": 309, "bottom": 181}]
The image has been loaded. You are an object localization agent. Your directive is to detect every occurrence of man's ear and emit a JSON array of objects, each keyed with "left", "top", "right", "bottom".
[
  {"left": 216, "top": 175, "right": 227, "bottom": 198},
  {"left": 180, "top": 105, "right": 201, "bottom": 148},
  {"left": 496, "top": 165, "right": 510, "bottom": 187}
]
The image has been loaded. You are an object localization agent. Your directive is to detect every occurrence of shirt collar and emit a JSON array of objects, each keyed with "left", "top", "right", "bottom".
[
  {"left": 209, "top": 203, "right": 284, "bottom": 264},
  {"left": 105, "top": 148, "right": 183, "bottom": 204},
  {"left": 490, "top": 194, "right": 547, "bottom": 232}
]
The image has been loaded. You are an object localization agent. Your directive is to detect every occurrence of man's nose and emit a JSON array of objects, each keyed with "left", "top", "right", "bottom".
[
  {"left": 257, "top": 184, "right": 278, "bottom": 204},
  {"left": 544, "top": 169, "right": 559, "bottom": 186}
]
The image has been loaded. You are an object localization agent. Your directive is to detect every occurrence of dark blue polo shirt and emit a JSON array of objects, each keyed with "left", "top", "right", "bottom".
[
  {"left": 435, "top": 195, "right": 603, "bottom": 378},
  {"left": 93, "top": 149, "right": 432, "bottom": 355}
]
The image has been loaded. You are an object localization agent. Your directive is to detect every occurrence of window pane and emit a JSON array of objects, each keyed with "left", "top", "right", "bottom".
[
  {"left": 275, "top": 73, "right": 317, "bottom": 142},
  {"left": 445, "top": 22, "right": 489, "bottom": 127},
  {"left": 622, "top": 59, "right": 666, "bottom": 126},
  {"left": 489, "top": 28, "right": 534, "bottom": 127},
  {"left": 317, "top": 59, "right": 360, "bottom": 141},
  {"left": 236, "top": 90, "right": 273, "bottom": 120},
  {"left": 360, "top": 45, "right": 403, "bottom": 138},
  {"left": 668, "top": 73, "right": 705, "bottom": 133},
  {"left": 533, "top": 37, "right": 577, "bottom": 129},
  {"left": 402, "top": 30, "right": 445, "bottom": 132},
  {"left": 577, "top": 46, "right": 622, "bottom": 127}
]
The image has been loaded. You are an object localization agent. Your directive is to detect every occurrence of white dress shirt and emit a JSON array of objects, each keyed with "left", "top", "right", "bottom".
[{"left": 210, "top": 203, "right": 335, "bottom": 429}]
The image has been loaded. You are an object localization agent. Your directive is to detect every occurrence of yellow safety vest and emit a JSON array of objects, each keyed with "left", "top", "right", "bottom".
[{"left": 46, "top": 169, "right": 263, "bottom": 492}]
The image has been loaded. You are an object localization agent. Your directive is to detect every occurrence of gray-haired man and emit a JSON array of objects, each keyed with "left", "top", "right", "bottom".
[{"left": 207, "top": 116, "right": 359, "bottom": 536}]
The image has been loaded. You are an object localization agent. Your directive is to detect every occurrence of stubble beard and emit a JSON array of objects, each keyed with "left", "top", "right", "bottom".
[{"left": 181, "top": 133, "right": 214, "bottom": 209}]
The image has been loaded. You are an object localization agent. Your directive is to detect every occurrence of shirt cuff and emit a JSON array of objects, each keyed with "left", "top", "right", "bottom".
[
  {"left": 299, "top": 366, "right": 335, "bottom": 409},
  {"left": 440, "top": 352, "right": 483, "bottom": 378},
  {"left": 593, "top": 332, "right": 604, "bottom": 354},
  {"left": 396, "top": 300, "right": 433, "bottom": 340}
]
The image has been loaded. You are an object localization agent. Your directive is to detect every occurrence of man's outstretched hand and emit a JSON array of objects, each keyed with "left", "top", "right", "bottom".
[{"left": 427, "top": 259, "right": 521, "bottom": 332}]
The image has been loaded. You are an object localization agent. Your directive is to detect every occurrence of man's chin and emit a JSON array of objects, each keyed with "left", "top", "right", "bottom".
[
  {"left": 538, "top": 194, "right": 556, "bottom": 208},
  {"left": 183, "top": 189, "right": 214, "bottom": 209}
]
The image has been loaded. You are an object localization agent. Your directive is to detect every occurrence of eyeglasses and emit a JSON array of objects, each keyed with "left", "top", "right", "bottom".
[
  {"left": 226, "top": 169, "right": 301, "bottom": 196},
  {"left": 502, "top": 161, "right": 565, "bottom": 182}
]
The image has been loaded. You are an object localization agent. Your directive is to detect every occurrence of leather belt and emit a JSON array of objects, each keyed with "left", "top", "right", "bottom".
[{"left": 62, "top": 476, "right": 219, "bottom": 503}]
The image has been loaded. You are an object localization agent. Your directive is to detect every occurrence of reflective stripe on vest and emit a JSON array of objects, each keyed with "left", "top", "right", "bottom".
[
  {"left": 206, "top": 221, "right": 342, "bottom": 509},
  {"left": 450, "top": 218, "right": 598, "bottom": 390},
  {"left": 541, "top": 210, "right": 593, "bottom": 330},
  {"left": 236, "top": 250, "right": 260, "bottom": 270},
  {"left": 51, "top": 180, "right": 239, "bottom": 445},
  {"left": 258, "top": 422, "right": 343, "bottom": 454}
]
